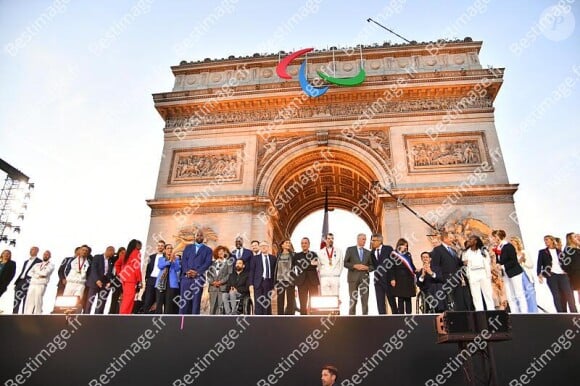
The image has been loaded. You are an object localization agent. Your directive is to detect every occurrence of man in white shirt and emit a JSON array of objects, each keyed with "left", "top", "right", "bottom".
[
  {"left": 24, "top": 250, "right": 55, "bottom": 314},
  {"left": 318, "top": 233, "right": 344, "bottom": 297},
  {"left": 141, "top": 240, "right": 166, "bottom": 313}
]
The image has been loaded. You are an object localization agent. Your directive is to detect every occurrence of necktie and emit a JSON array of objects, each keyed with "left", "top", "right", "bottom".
[
  {"left": 237, "top": 249, "right": 241, "bottom": 258},
  {"left": 358, "top": 248, "right": 363, "bottom": 262},
  {"left": 447, "top": 247, "right": 455, "bottom": 257},
  {"left": 264, "top": 255, "right": 270, "bottom": 278},
  {"left": 104, "top": 259, "right": 108, "bottom": 275}
]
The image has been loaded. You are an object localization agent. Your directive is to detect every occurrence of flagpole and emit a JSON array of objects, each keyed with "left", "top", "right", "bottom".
[{"left": 320, "top": 188, "right": 329, "bottom": 249}]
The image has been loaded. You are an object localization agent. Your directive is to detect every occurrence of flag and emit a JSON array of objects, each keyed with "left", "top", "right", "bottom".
[{"left": 320, "top": 188, "right": 329, "bottom": 249}]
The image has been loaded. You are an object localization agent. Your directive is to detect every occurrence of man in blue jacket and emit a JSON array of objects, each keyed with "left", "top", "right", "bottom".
[{"left": 179, "top": 230, "right": 212, "bottom": 314}]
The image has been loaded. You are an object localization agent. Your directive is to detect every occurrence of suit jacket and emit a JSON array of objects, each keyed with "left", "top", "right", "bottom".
[
  {"left": 294, "top": 250, "right": 320, "bottom": 287},
  {"left": 15, "top": 257, "right": 42, "bottom": 284},
  {"left": 231, "top": 247, "right": 253, "bottom": 268},
  {"left": 207, "top": 258, "right": 233, "bottom": 292},
  {"left": 0, "top": 260, "right": 16, "bottom": 295},
  {"left": 537, "top": 247, "right": 565, "bottom": 278},
  {"left": 146, "top": 253, "right": 164, "bottom": 280},
  {"left": 117, "top": 250, "right": 142, "bottom": 283},
  {"left": 497, "top": 242, "right": 522, "bottom": 278},
  {"left": 87, "top": 254, "right": 114, "bottom": 289},
  {"left": 249, "top": 253, "right": 277, "bottom": 289},
  {"left": 181, "top": 243, "right": 213, "bottom": 282},
  {"left": 430, "top": 244, "right": 461, "bottom": 280},
  {"left": 344, "top": 246, "right": 373, "bottom": 283},
  {"left": 227, "top": 270, "right": 250, "bottom": 295},
  {"left": 371, "top": 245, "right": 394, "bottom": 286},
  {"left": 58, "top": 256, "right": 74, "bottom": 283}
]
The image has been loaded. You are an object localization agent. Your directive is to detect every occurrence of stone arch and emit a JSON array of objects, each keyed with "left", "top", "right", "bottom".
[{"left": 255, "top": 136, "right": 392, "bottom": 243}]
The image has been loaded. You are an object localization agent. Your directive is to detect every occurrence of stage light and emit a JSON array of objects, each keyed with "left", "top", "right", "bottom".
[
  {"left": 13, "top": 226, "right": 20, "bottom": 234},
  {"left": 8, "top": 239, "right": 16, "bottom": 247},
  {"left": 53, "top": 296, "right": 82, "bottom": 314},
  {"left": 309, "top": 296, "right": 340, "bottom": 315}
]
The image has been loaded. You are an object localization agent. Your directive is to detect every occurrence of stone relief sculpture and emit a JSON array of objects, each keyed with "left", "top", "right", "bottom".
[
  {"left": 432, "top": 211, "right": 508, "bottom": 310},
  {"left": 173, "top": 224, "right": 219, "bottom": 255},
  {"left": 364, "top": 131, "right": 391, "bottom": 160},
  {"left": 257, "top": 136, "right": 294, "bottom": 166},
  {"left": 164, "top": 97, "right": 492, "bottom": 129},
  {"left": 406, "top": 134, "right": 487, "bottom": 172},
  {"left": 170, "top": 146, "right": 243, "bottom": 184},
  {"left": 175, "top": 154, "right": 238, "bottom": 179}
]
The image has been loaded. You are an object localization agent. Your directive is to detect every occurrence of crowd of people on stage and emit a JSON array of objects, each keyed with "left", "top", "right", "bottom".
[{"left": 0, "top": 228, "right": 579, "bottom": 316}]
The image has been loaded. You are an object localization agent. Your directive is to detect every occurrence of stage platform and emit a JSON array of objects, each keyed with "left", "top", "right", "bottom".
[{"left": 1, "top": 313, "right": 579, "bottom": 386}]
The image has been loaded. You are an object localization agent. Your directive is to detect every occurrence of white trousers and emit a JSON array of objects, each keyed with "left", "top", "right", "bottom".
[
  {"left": 24, "top": 284, "right": 47, "bottom": 314},
  {"left": 468, "top": 269, "right": 494, "bottom": 311},
  {"left": 503, "top": 272, "right": 528, "bottom": 313}
]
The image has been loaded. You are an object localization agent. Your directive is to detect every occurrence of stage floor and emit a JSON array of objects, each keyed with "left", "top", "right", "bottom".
[{"left": 1, "top": 313, "right": 579, "bottom": 386}]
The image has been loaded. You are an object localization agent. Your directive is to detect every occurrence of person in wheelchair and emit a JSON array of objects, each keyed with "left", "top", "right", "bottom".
[
  {"left": 416, "top": 251, "right": 445, "bottom": 313},
  {"left": 224, "top": 258, "right": 251, "bottom": 315}
]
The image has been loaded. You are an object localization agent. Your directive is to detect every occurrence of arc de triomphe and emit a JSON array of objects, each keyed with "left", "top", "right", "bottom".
[{"left": 146, "top": 38, "right": 521, "bottom": 255}]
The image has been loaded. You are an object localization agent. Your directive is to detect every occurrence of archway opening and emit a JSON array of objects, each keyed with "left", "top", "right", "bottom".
[
  {"left": 262, "top": 147, "right": 385, "bottom": 244},
  {"left": 289, "top": 208, "right": 377, "bottom": 315}
]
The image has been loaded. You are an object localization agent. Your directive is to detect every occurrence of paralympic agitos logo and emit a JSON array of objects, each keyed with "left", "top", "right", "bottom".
[{"left": 275, "top": 48, "right": 366, "bottom": 98}]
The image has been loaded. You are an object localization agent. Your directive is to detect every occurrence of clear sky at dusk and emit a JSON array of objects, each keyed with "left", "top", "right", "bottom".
[{"left": 1, "top": 0, "right": 578, "bottom": 313}]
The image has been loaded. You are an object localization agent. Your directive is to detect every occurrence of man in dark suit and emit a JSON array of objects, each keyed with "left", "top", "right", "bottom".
[
  {"left": 0, "top": 250, "right": 16, "bottom": 300},
  {"left": 294, "top": 237, "right": 320, "bottom": 315},
  {"left": 537, "top": 234, "right": 576, "bottom": 313},
  {"left": 56, "top": 248, "right": 77, "bottom": 298},
  {"left": 416, "top": 251, "right": 444, "bottom": 313},
  {"left": 344, "top": 233, "right": 373, "bottom": 315},
  {"left": 141, "top": 240, "right": 166, "bottom": 313},
  {"left": 84, "top": 246, "right": 115, "bottom": 314},
  {"left": 231, "top": 236, "right": 253, "bottom": 272},
  {"left": 13, "top": 246, "right": 42, "bottom": 314},
  {"left": 370, "top": 233, "right": 397, "bottom": 314},
  {"left": 430, "top": 231, "right": 472, "bottom": 311},
  {"left": 179, "top": 230, "right": 212, "bottom": 314},
  {"left": 249, "top": 240, "right": 277, "bottom": 315}
]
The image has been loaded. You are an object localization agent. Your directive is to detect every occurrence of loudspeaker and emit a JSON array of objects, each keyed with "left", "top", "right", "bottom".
[{"left": 436, "top": 310, "right": 511, "bottom": 343}]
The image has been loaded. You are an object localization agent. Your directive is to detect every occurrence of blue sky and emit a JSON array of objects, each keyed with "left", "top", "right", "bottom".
[{"left": 1, "top": 0, "right": 578, "bottom": 312}]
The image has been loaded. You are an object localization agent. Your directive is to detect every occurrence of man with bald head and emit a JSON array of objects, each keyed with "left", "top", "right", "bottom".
[
  {"left": 24, "top": 250, "right": 54, "bottom": 314},
  {"left": 85, "top": 246, "right": 116, "bottom": 314},
  {"left": 179, "top": 230, "right": 213, "bottom": 314},
  {"left": 13, "top": 246, "right": 42, "bottom": 314}
]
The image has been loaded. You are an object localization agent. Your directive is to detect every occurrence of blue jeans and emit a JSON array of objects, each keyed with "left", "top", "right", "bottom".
[{"left": 522, "top": 272, "right": 538, "bottom": 313}]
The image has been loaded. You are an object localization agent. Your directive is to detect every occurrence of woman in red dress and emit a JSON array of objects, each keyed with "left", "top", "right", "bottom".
[{"left": 116, "top": 239, "right": 142, "bottom": 314}]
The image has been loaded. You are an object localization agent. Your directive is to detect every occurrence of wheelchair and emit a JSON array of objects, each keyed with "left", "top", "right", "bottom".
[
  {"left": 416, "top": 290, "right": 454, "bottom": 314},
  {"left": 235, "top": 294, "right": 253, "bottom": 315},
  {"left": 220, "top": 293, "right": 253, "bottom": 315}
]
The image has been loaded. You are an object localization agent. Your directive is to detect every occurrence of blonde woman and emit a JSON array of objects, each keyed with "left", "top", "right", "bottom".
[
  {"left": 0, "top": 250, "right": 16, "bottom": 300},
  {"left": 562, "top": 232, "right": 580, "bottom": 305},
  {"left": 511, "top": 236, "right": 538, "bottom": 312}
]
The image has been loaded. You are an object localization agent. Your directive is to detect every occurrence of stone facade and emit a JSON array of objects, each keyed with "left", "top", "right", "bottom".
[{"left": 146, "top": 39, "right": 521, "bottom": 258}]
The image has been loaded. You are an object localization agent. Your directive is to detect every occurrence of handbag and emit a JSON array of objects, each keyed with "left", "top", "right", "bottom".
[{"left": 156, "top": 262, "right": 170, "bottom": 292}]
